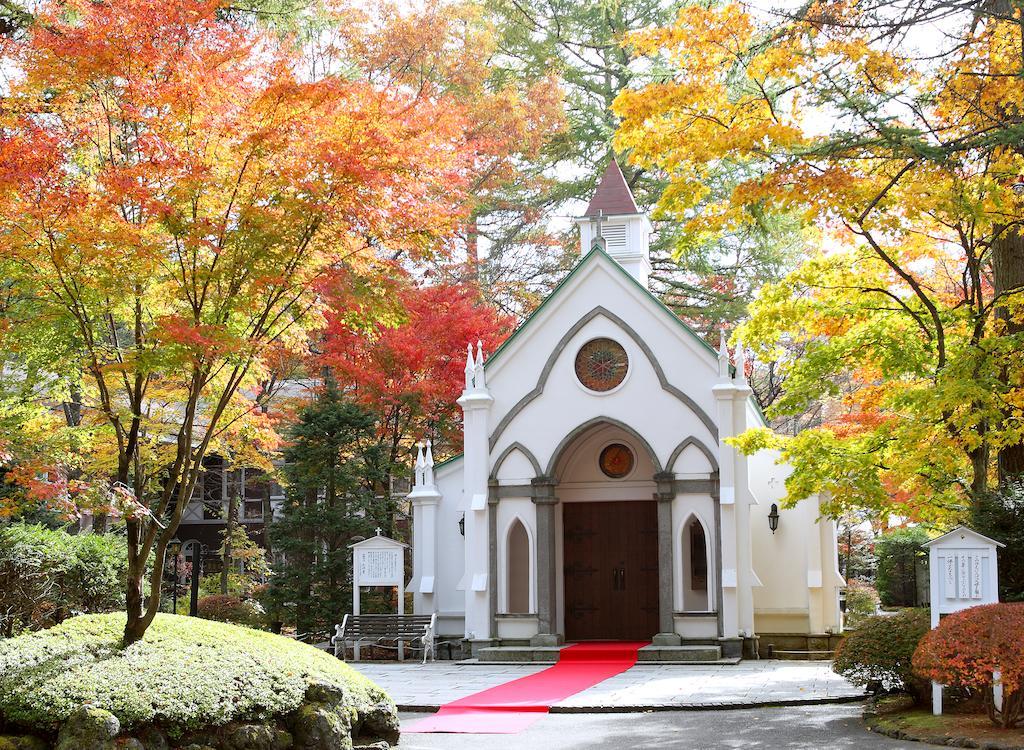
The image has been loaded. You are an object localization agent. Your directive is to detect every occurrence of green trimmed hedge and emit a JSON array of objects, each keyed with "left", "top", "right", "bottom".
[{"left": 0, "top": 613, "right": 390, "bottom": 734}]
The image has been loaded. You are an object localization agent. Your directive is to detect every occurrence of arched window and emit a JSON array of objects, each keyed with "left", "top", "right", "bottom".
[
  {"left": 507, "top": 519, "right": 530, "bottom": 613},
  {"left": 682, "top": 517, "right": 710, "bottom": 611}
]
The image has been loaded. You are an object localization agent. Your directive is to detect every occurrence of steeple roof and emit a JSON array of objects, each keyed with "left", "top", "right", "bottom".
[{"left": 584, "top": 158, "right": 640, "bottom": 216}]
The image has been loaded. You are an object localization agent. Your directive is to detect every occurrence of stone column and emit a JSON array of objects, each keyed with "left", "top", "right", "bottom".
[
  {"left": 653, "top": 471, "right": 682, "bottom": 646},
  {"left": 488, "top": 480, "right": 499, "bottom": 640},
  {"left": 530, "top": 475, "right": 562, "bottom": 646}
]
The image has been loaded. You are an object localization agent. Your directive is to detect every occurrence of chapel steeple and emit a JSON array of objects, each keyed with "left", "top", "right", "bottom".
[{"left": 574, "top": 158, "right": 653, "bottom": 288}]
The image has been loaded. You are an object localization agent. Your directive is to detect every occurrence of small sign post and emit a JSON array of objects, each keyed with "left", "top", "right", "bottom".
[
  {"left": 349, "top": 530, "right": 408, "bottom": 660},
  {"left": 923, "top": 526, "right": 1003, "bottom": 716}
]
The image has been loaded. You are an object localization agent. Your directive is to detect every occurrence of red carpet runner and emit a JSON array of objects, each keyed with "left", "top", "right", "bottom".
[{"left": 404, "top": 641, "right": 647, "bottom": 734}]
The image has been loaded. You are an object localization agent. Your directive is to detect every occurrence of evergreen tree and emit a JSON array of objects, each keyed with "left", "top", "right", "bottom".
[{"left": 268, "top": 389, "right": 386, "bottom": 639}]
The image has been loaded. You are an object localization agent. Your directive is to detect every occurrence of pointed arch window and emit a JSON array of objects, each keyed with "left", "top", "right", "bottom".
[
  {"left": 681, "top": 516, "right": 711, "bottom": 611},
  {"left": 507, "top": 519, "right": 531, "bottom": 614}
]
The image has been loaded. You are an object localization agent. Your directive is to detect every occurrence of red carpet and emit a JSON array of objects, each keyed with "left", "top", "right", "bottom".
[{"left": 404, "top": 641, "right": 647, "bottom": 734}]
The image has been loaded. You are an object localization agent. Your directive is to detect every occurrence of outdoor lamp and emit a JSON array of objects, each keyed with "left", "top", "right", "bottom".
[
  {"left": 168, "top": 537, "right": 182, "bottom": 556},
  {"left": 768, "top": 504, "right": 780, "bottom": 534},
  {"left": 1012, "top": 176, "right": 1024, "bottom": 196},
  {"left": 458, "top": 514, "right": 465, "bottom": 536}
]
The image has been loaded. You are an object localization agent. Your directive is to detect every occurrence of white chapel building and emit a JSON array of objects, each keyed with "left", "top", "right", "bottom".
[{"left": 408, "top": 160, "right": 844, "bottom": 659}]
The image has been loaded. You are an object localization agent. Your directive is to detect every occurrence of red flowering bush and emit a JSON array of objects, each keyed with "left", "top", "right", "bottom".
[
  {"left": 913, "top": 603, "right": 1024, "bottom": 727},
  {"left": 196, "top": 595, "right": 266, "bottom": 630}
]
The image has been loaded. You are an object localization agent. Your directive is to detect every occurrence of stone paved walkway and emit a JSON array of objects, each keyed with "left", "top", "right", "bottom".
[{"left": 352, "top": 660, "right": 866, "bottom": 711}]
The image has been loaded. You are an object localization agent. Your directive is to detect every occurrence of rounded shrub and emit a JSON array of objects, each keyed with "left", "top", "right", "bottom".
[
  {"left": 913, "top": 603, "right": 1024, "bottom": 727},
  {"left": 833, "top": 608, "right": 930, "bottom": 701},
  {"left": 0, "top": 523, "right": 128, "bottom": 635},
  {"left": 197, "top": 594, "right": 266, "bottom": 629},
  {"left": 0, "top": 612, "right": 392, "bottom": 734}
]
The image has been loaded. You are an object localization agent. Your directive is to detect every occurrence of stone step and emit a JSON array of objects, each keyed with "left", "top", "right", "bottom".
[
  {"left": 475, "top": 646, "right": 563, "bottom": 663},
  {"left": 637, "top": 644, "right": 722, "bottom": 662},
  {"left": 473, "top": 643, "right": 727, "bottom": 664}
]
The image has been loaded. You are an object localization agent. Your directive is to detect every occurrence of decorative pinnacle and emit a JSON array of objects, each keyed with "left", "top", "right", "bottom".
[
  {"left": 414, "top": 442, "right": 426, "bottom": 487},
  {"left": 464, "top": 342, "right": 475, "bottom": 389},
  {"left": 735, "top": 341, "right": 748, "bottom": 386},
  {"left": 423, "top": 439, "right": 435, "bottom": 487},
  {"left": 718, "top": 329, "right": 730, "bottom": 379},
  {"left": 474, "top": 340, "right": 487, "bottom": 389}
]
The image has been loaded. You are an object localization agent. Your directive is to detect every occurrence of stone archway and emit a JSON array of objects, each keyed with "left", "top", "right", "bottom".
[{"left": 547, "top": 420, "right": 661, "bottom": 641}]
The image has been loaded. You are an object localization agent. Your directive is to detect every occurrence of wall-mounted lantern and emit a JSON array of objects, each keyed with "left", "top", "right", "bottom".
[
  {"left": 458, "top": 513, "right": 465, "bottom": 536},
  {"left": 768, "top": 503, "right": 780, "bottom": 534}
]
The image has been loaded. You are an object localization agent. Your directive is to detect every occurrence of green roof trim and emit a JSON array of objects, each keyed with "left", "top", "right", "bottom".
[
  {"left": 432, "top": 453, "right": 463, "bottom": 471},
  {"left": 485, "top": 246, "right": 720, "bottom": 371}
]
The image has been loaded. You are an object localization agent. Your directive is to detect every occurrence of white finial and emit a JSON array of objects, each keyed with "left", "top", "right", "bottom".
[
  {"left": 424, "top": 439, "right": 435, "bottom": 487},
  {"left": 464, "top": 342, "right": 475, "bottom": 389},
  {"left": 474, "top": 340, "right": 486, "bottom": 389},
  {"left": 718, "top": 329, "right": 729, "bottom": 379},
  {"left": 375, "top": 526, "right": 382, "bottom": 536},
  {"left": 735, "top": 341, "right": 748, "bottom": 386},
  {"left": 414, "top": 442, "right": 425, "bottom": 487}
]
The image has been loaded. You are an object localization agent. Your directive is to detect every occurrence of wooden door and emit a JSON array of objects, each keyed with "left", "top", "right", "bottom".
[{"left": 563, "top": 500, "right": 659, "bottom": 641}]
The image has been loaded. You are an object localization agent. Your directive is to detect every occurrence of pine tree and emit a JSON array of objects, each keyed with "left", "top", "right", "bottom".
[{"left": 267, "top": 388, "right": 386, "bottom": 640}]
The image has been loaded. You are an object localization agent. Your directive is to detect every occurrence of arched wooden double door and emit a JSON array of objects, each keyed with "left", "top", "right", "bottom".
[{"left": 562, "top": 500, "right": 659, "bottom": 641}]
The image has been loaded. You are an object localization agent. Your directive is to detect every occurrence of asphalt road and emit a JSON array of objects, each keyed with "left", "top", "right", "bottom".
[{"left": 396, "top": 704, "right": 919, "bottom": 749}]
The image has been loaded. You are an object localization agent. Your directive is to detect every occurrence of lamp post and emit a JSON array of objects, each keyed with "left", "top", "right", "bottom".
[
  {"left": 168, "top": 538, "right": 182, "bottom": 614},
  {"left": 185, "top": 541, "right": 203, "bottom": 617}
]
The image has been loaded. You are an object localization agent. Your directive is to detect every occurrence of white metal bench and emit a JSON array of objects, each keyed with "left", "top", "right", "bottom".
[{"left": 331, "top": 613, "right": 437, "bottom": 664}]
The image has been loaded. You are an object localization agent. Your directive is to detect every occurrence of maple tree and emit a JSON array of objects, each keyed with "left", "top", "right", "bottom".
[
  {"left": 323, "top": 278, "right": 513, "bottom": 533},
  {"left": 914, "top": 603, "right": 1024, "bottom": 727},
  {"left": 615, "top": 0, "right": 1024, "bottom": 520},
  {"left": 0, "top": 0, "right": 491, "bottom": 643}
]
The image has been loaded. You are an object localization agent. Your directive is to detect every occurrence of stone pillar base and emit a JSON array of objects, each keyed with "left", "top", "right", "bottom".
[
  {"left": 719, "top": 637, "right": 743, "bottom": 658},
  {"left": 466, "top": 638, "right": 498, "bottom": 658},
  {"left": 530, "top": 633, "right": 564, "bottom": 647},
  {"left": 651, "top": 632, "right": 682, "bottom": 646}
]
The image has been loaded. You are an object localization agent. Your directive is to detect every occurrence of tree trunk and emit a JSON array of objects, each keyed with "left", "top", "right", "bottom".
[
  {"left": 992, "top": 226, "right": 1024, "bottom": 485},
  {"left": 969, "top": 441, "right": 990, "bottom": 502}
]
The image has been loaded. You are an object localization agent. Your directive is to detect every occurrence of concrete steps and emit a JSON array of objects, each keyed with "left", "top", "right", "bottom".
[
  {"left": 472, "top": 642, "right": 736, "bottom": 665},
  {"left": 637, "top": 644, "right": 723, "bottom": 662},
  {"left": 474, "top": 646, "right": 562, "bottom": 663}
]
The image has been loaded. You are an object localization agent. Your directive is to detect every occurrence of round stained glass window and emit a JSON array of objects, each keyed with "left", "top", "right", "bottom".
[
  {"left": 599, "top": 443, "right": 634, "bottom": 479},
  {"left": 574, "top": 338, "right": 628, "bottom": 392}
]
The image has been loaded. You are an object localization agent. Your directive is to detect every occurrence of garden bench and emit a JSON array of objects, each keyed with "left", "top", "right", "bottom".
[{"left": 331, "top": 613, "right": 436, "bottom": 664}]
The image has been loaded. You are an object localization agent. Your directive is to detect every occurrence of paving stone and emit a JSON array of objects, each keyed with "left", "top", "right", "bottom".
[{"left": 352, "top": 660, "right": 865, "bottom": 710}]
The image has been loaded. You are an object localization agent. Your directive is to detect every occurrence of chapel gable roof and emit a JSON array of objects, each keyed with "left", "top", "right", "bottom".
[
  {"left": 486, "top": 246, "right": 718, "bottom": 370},
  {"left": 584, "top": 159, "right": 641, "bottom": 217}
]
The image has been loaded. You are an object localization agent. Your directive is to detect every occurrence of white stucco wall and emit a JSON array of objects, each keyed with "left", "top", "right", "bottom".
[{"left": 412, "top": 249, "right": 842, "bottom": 642}]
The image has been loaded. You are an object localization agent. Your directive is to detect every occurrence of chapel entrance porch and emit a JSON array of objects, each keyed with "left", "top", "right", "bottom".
[{"left": 562, "top": 500, "right": 659, "bottom": 641}]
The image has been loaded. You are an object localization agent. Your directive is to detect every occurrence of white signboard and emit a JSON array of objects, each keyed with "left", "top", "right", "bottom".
[
  {"left": 924, "top": 526, "right": 1003, "bottom": 716},
  {"left": 348, "top": 530, "right": 409, "bottom": 659},
  {"left": 355, "top": 548, "right": 402, "bottom": 587}
]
